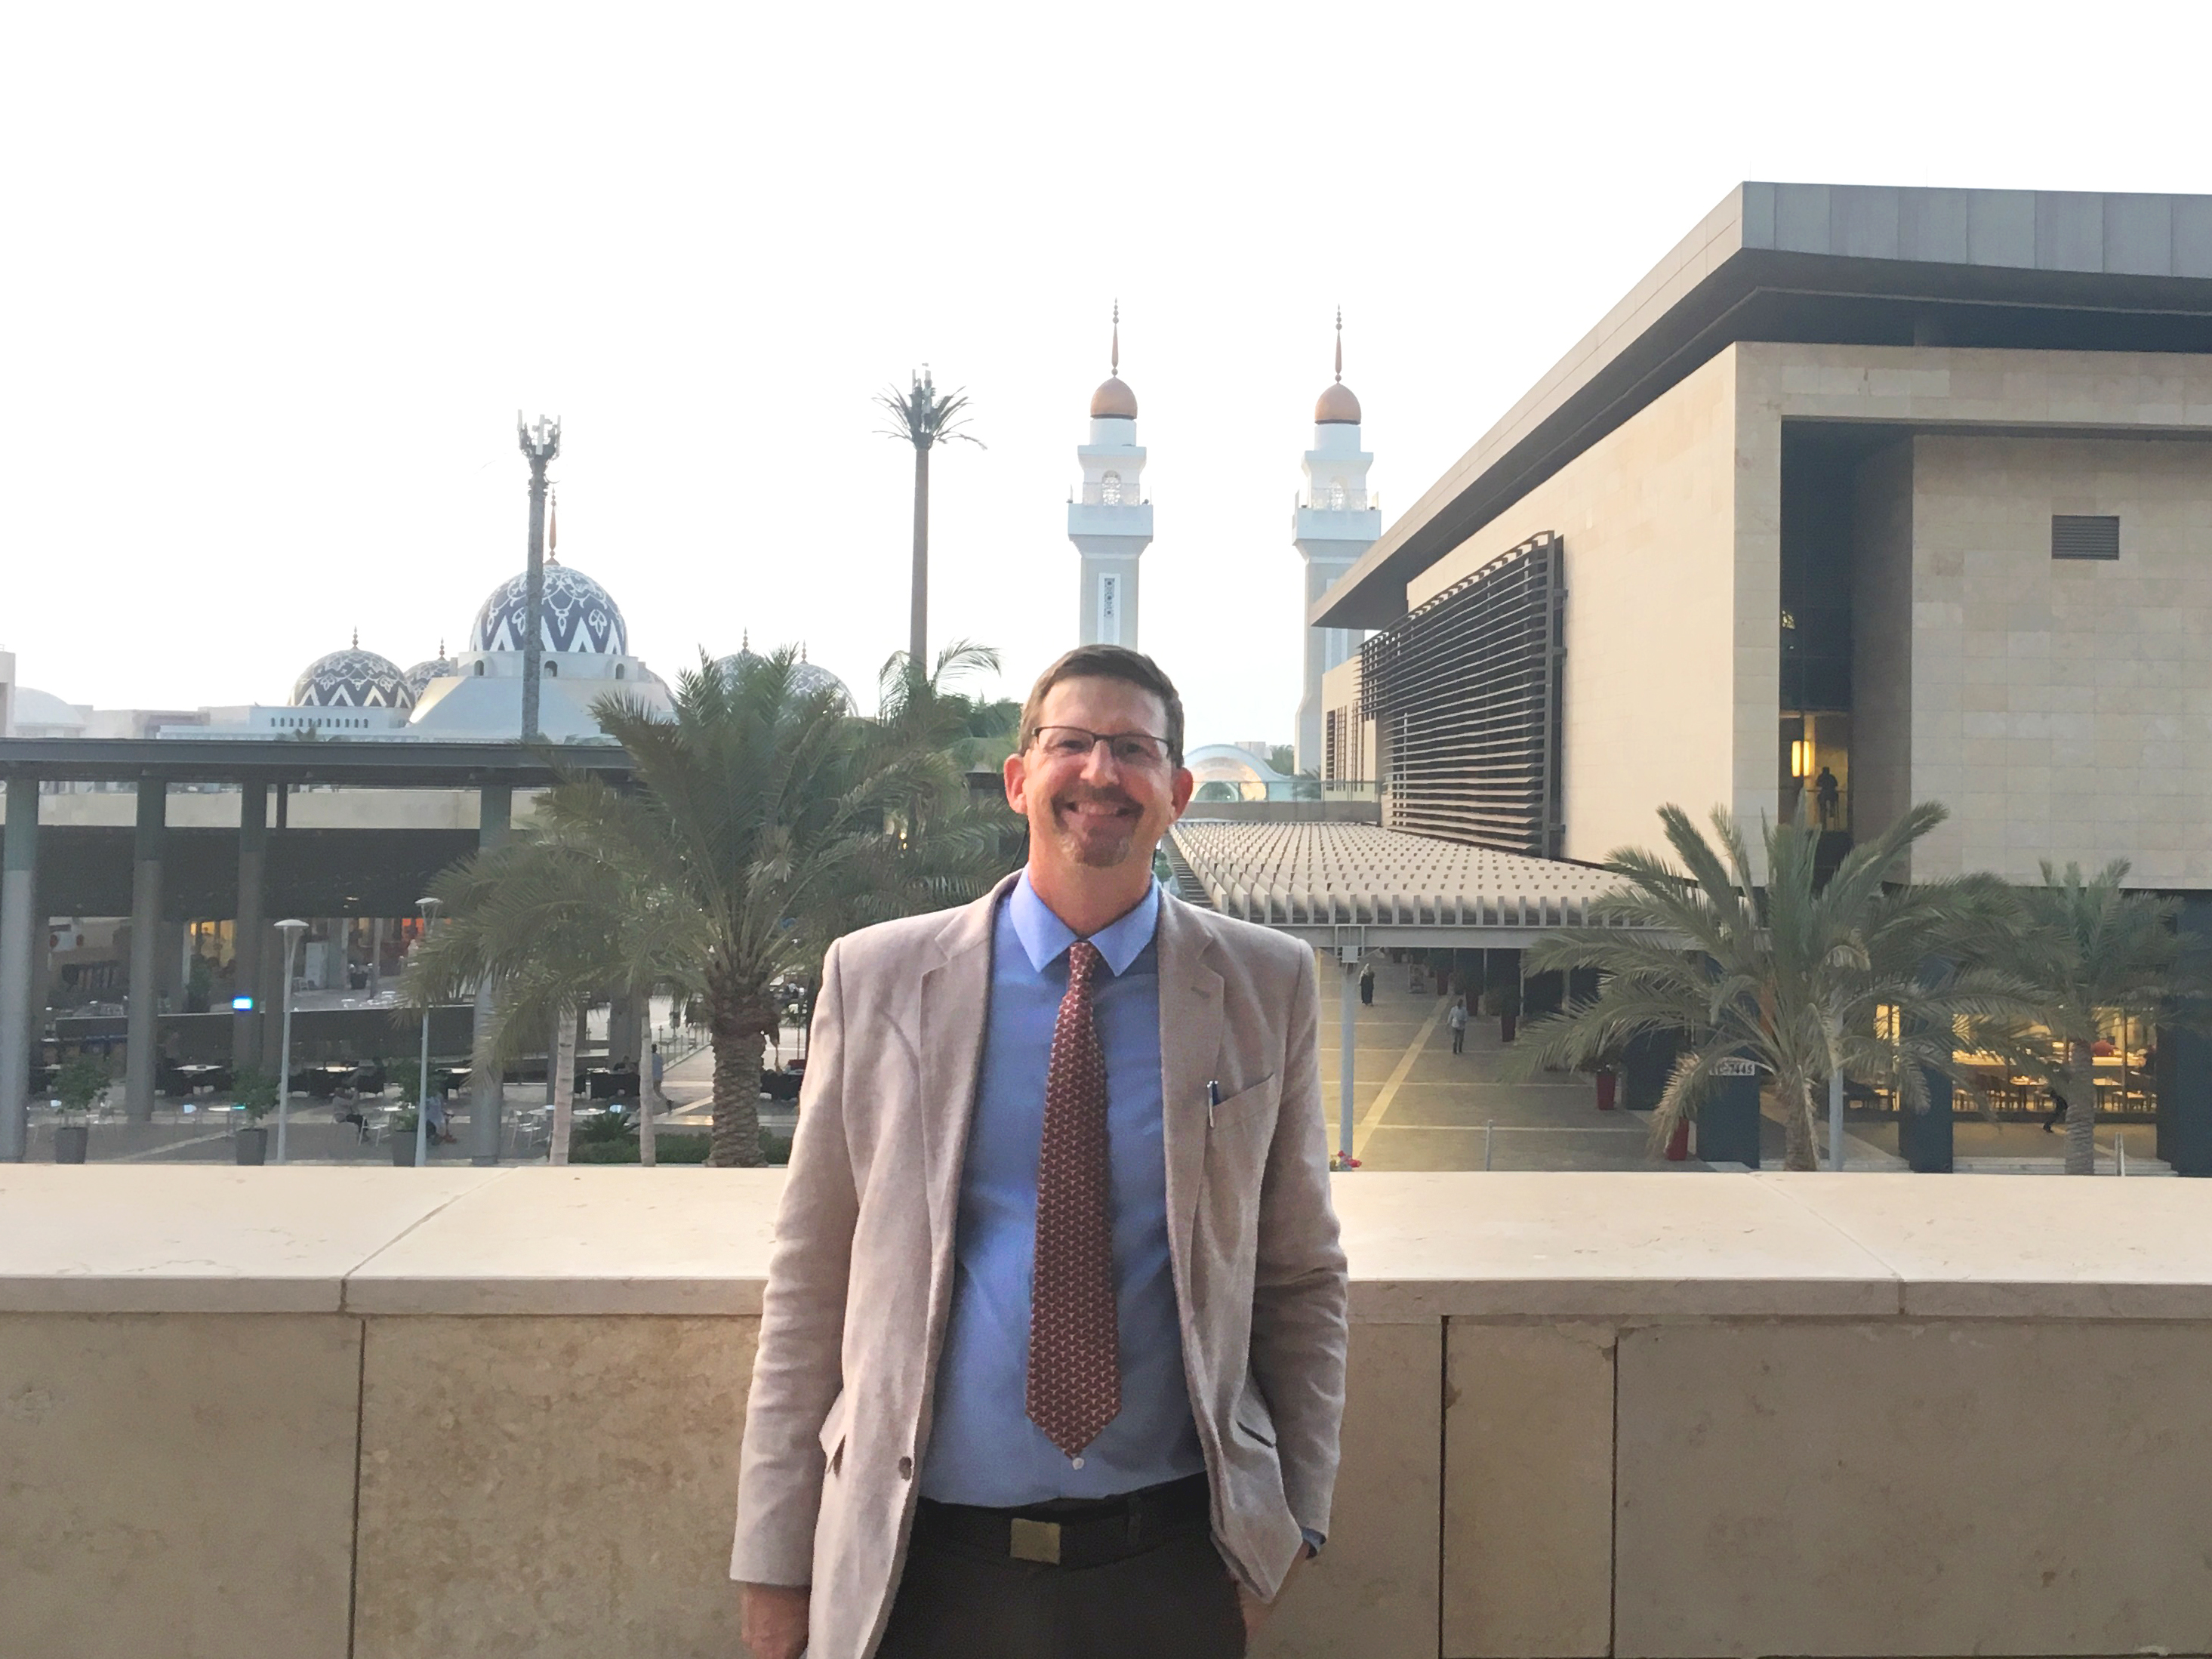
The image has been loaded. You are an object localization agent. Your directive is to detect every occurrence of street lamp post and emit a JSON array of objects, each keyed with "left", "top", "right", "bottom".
[
  {"left": 274, "top": 919, "right": 308, "bottom": 1164},
  {"left": 414, "top": 897, "right": 442, "bottom": 1168}
]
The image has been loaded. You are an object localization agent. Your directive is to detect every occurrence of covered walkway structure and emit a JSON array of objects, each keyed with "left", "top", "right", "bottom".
[{"left": 1166, "top": 819, "right": 1637, "bottom": 1161}]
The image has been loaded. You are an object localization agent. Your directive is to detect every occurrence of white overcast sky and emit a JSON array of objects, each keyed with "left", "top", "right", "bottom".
[{"left": 5, "top": 2, "right": 2207, "bottom": 742}]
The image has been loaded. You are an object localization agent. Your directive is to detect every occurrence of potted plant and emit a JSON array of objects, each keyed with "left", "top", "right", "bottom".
[
  {"left": 1484, "top": 983, "right": 1523, "bottom": 1044},
  {"left": 390, "top": 1105, "right": 420, "bottom": 1166},
  {"left": 50, "top": 1053, "right": 108, "bottom": 1163},
  {"left": 233, "top": 1063, "right": 279, "bottom": 1164}
]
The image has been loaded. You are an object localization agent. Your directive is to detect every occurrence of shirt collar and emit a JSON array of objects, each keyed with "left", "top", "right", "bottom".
[{"left": 1006, "top": 869, "right": 1160, "bottom": 978}]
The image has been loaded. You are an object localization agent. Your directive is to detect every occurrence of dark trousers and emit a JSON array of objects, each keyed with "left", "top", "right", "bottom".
[
  {"left": 877, "top": 1519, "right": 1246, "bottom": 1659},
  {"left": 1450, "top": 1025, "right": 1465, "bottom": 1053}
]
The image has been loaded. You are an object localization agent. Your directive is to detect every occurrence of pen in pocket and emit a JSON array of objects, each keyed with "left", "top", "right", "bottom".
[{"left": 1207, "top": 1079, "right": 1221, "bottom": 1128}]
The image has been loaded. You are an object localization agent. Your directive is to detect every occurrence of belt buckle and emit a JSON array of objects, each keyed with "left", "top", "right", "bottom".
[{"left": 1009, "top": 1517, "right": 1062, "bottom": 1565}]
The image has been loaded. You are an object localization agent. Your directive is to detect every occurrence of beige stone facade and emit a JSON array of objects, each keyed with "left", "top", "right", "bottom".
[{"left": 1342, "top": 339, "right": 2212, "bottom": 883}]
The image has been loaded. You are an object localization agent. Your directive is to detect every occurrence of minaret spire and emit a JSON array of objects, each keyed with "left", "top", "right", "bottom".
[
  {"left": 1335, "top": 307, "right": 1343, "bottom": 382},
  {"left": 1111, "top": 301, "right": 1120, "bottom": 376}
]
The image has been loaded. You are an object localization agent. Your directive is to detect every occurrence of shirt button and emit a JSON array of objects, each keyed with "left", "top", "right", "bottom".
[
  {"left": 1071, "top": 1457, "right": 1085, "bottom": 1470},
  {"left": 898, "top": 1456, "right": 913, "bottom": 1479}
]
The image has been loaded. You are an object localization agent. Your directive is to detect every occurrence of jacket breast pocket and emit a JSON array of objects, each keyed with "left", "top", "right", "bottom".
[{"left": 1209, "top": 1073, "right": 1279, "bottom": 1136}]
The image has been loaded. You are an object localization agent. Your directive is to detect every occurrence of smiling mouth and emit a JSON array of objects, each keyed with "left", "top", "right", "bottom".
[{"left": 1056, "top": 797, "right": 1138, "bottom": 824}]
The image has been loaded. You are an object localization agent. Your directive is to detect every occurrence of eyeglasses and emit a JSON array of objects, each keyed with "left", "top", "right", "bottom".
[{"left": 1029, "top": 725, "right": 1176, "bottom": 768}]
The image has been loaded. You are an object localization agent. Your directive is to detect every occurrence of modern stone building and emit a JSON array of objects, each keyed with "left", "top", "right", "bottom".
[{"left": 1317, "top": 182, "right": 2212, "bottom": 890}]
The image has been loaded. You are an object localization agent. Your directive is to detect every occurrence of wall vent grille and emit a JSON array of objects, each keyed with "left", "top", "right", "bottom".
[
  {"left": 2052, "top": 514, "right": 2120, "bottom": 560},
  {"left": 1360, "top": 531, "right": 1565, "bottom": 857}
]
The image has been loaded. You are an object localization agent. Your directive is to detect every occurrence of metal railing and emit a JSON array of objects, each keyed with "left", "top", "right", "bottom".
[{"left": 1299, "top": 489, "right": 1379, "bottom": 513}]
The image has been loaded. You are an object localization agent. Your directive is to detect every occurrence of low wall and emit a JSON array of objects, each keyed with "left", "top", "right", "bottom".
[{"left": 4, "top": 1167, "right": 2210, "bottom": 1658}]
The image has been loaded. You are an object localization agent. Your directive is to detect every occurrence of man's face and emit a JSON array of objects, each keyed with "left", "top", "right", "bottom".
[{"left": 1004, "top": 676, "right": 1195, "bottom": 873}]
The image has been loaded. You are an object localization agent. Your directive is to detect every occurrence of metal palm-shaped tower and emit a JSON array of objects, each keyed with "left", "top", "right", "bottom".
[
  {"left": 877, "top": 368, "right": 981, "bottom": 673},
  {"left": 516, "top": 413, "right": 562, "bottom": 742}
]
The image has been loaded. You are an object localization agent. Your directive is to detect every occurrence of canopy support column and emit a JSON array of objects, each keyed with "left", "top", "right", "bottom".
[{"left": 0, "top": 778, "right": 40, "bottom": 1161}]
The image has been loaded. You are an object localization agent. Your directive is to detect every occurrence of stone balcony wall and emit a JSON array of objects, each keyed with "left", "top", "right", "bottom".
[{"left": 5, "top": 1167, "right": 2211, "bottom": 1658}]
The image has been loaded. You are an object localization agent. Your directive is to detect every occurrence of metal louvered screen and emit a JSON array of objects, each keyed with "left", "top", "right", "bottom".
[
  {"left": 2052, "top": 514, "right": 2120, "bottom": 560},
  {"left": 1360, "top": 531, "right": 1566, "bottom": 856}
]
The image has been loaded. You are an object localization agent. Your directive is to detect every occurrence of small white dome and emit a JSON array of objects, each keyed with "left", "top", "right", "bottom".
[{"left": 10, "top": 686, "right": 88, "bottom": 734}]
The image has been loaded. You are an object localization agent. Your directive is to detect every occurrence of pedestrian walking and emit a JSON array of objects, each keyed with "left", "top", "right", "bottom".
[
  {"left": 1358, "top": 962, "right": 1375, "bottom": 1006},
  {"left": 1447, "top": 997, "right": 1468, "bottom": 1056}
]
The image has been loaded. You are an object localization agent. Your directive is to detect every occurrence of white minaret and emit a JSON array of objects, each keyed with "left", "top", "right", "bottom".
[
  {"left": 1068, "top": 304, "right": 1153, "bottom": 647},
  {"left": 1294, "top": 310, "right": 1382, "bottom": 771}
]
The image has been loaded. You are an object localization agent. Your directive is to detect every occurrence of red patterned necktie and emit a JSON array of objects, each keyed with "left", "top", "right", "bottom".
[{"left": 1027, "top": 939, "right": 1121, "bottom": 1460}]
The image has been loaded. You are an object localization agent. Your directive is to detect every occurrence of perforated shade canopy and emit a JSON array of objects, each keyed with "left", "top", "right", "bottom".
[{"left": 1168, "top": 821, "right": 1631, "bottom": 946}]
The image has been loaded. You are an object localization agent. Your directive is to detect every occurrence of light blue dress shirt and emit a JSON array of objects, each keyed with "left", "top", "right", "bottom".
[{"left": 918, "top": 872, "right": 1206, "bottom": 1506}]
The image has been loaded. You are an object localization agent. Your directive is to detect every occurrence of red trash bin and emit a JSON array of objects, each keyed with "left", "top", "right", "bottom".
[
  {"left": 1664, "top": 1117, "right": 1691, "bottom": 1161},
  {"left": 1595, "top": 1069, "right": 1616, "bottom": 1111}
]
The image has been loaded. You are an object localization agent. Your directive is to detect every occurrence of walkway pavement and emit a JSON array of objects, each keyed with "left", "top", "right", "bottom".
[{"left": 1316, "top": 957, "right": 1699, "bottom": 1173}]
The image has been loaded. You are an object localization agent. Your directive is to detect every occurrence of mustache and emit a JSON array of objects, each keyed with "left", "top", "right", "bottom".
[{"left": 1055, "top": 786, "right": 1139, "bottom": 811}]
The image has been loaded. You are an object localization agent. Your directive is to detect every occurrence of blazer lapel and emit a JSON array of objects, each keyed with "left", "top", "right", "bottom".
[
  {"left": 1155, "top": 893, "right": 1225, "bottom": 1275},
  {"left": 916, "top": 874, "right": 1014, "bottom": 1253}
]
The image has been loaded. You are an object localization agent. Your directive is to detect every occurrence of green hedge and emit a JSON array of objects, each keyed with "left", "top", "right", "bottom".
[{"left": 566, "top": 1127, "right": 790, "bottom": 1166}]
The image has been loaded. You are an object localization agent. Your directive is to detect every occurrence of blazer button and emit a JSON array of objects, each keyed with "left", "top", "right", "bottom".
[{"left": 898, "top": 1456, "right": 913, "bottom": 1480}]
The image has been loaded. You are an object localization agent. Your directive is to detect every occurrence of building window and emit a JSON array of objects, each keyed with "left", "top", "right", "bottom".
[
  {"left": 473, "top": 661, "right": 485, "bottom": 676},
  {"left": 1328, "top": 482, "right": 1345, "bottom": 509},
  {"left": 1101, "top": 471, "right": 1122, "bottom": 506},
  {"left": 544, "top": 661, "right": 559, "bottom": 677},
  {"left": 2053, "top": 514, "right": 2120, "bottom": 560},
  {"left": 615, "top": 664, "right": 625, "bottom": 680}
]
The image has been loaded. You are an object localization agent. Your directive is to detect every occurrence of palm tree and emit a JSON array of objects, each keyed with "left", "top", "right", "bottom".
[
  {"left": 877, "top": 368, "right": 982, "bottom": 671},
  {"left": 1515, "top": 802, "right": 2031, "bottom": 1171},
  {"left": 1967, "top": 861, "right": 2212, "bottom": 1176},
  {"left": 408, "top": 649, "right": 1008, "bottom": 1167}
]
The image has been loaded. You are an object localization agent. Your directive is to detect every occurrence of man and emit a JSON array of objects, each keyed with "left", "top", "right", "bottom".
[
  {"left": 1448, "top": 996, "right": 1468, "bottom": 1056},
  {"left": 733, "top": 645, "right": 1348, "bottom": 1659}
]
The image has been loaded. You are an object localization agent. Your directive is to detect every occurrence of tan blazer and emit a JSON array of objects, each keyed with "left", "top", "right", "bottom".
[{"left": 731, "top": 874, "right": 1348, "bottom": 1659}]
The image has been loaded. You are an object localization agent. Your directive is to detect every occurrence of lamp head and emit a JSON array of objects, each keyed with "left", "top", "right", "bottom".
[
  {"left": 417, "top": 896, "right": 442, "bottom": 919},
  {"left": 276, "top": 918, "right": 308, "bottom": 936}
]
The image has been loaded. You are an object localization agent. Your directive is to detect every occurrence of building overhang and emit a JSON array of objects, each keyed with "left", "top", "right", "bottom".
[
  {"left": 0, "top": 737, "right": 637, "bottom": 789},
  {"left": 1314, "top": 182, "right": 2212, "bottom": 630}
]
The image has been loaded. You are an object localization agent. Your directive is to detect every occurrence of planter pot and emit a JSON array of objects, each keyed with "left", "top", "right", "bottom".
[
  {"left": 54, "top": 1124, "right": 89, "bottom": 1164},
  {"left": 236, "top": 1127, "right": 267, "bottom": 1166},
  {"left": 1499, "top": 1013, "right": 1517, "bottom": 1044},
  {"left": 1664, "top": 1117, "right": 1691, "bottom": 1162},
  {"left": 393, "top": 1134, "right": 419, "bottom": 1167},
  {"left": 1595, "top": 1070, "right": 1617, "bottom": 1112}
]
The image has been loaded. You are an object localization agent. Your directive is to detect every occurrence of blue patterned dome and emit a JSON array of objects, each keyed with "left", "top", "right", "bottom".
[
  {"left": 716, "top": 647, "right": 849, "bottom": 708},
  {"left": 470, "top": 563, "right": 627, "bottom": 656},
  {"left": 292, "top": 645, "right": 413, "bottom": 709},
  {"left": 401, "top": 648, "right": 457, "bottom": 699}
]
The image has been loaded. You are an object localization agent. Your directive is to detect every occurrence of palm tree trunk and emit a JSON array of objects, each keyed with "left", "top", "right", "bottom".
[
  {"left": 707, "top": 967, "right": 769, "bottom": 1167},
  {"left": 550, "top": 1006, "right": 577, "bottom": 1166},
  {"left": 639, "top": 1065, "right": 658, "bottom": 1167},
  {"left": 2064, "top": 1040, "right": 2096, "bottom": 1175},
  {"left": 1784, "top": 1078, "right": 1817, "bottom": 1170},
  {"left": 909, "top": 445, "right": 929, "bottom": 671}
]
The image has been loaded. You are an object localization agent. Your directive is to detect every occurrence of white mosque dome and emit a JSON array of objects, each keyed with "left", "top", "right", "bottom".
[
  {"left": 716, "top": 647, "right": 851, "bottom": 709},
  {"left": 402, "top": 647, "right": 457, "bottom": 699},
  {"left": 10, "top": 686, "right": 88, "bottom": 735},
  {"left": 292, "top": 643, "right": 413, "bottom": 709},
  {"left": 470, "top": 563, "right": 628, "bottom": 656}
]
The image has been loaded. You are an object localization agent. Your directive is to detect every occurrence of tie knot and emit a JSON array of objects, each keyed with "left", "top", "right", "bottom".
[{"left": 1066, "top": 939, "right": 1104, "bottom": 989}]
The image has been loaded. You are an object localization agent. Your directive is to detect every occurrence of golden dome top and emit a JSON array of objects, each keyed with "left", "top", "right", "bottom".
[
  {"left": 1314, "top": 381, "right": 1362, "bottom": 424},
  {"left": 1090, "top": 375, "right": 1138, "bottom": 419}
]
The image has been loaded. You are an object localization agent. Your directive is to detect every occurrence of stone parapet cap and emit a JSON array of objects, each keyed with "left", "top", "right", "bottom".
[{"left": 4, "top": 1166, "right": 2210, "bottom": 1320}]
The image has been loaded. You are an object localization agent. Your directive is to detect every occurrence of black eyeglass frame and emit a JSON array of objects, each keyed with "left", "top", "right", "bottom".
[{"left": 1025, "top": 724, "right": 1181, "bottom": 768}]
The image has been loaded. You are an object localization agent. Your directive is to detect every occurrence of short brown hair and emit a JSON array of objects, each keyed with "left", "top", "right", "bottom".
[{"left": 1018, "top": 645, "right": 1185, "bottom": 766}]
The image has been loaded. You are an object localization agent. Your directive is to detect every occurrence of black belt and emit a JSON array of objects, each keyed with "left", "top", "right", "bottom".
[{"left": 912, "top": 1472, "right": 1211, "bottom": 1569}]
